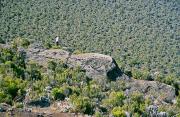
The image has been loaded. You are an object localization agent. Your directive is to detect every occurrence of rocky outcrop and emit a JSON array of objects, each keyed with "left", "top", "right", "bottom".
[
  {"left": 68, "top": 53, "right": 122, "bottom": 79},
  {"left": 1, "top": 43, "right": 123, "bottom": 80},
  {"left": 27, "top": 48, "right": 123, "bottom": 80},
  {"left": 125, "top": 79, "right": 176, "bottom": 104},
  {"left": 27, "top": 49, "right": 70, "bottom": 67},
  {"left": 1, "top": 44, "right": 176, "bottom": 105},
  {"left": 26, "top": 46, "right": 176, "bottom": 103}
]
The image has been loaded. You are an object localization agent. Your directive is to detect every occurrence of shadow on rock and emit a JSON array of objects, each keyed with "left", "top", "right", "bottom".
[
  {"left": 107, "top": 59, "right": 123, "bottom": 81},
  {"left": 27, "top": 97, "right": 50, "bottom": 108}
]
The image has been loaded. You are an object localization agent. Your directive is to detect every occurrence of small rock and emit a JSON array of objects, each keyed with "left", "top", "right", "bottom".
[
  {"left": 37, "top": 113, "right": 44, "bottom": 117},
  {"left": 27, "top": 96, "right": 50, "bottom": 107},
  {"left": 157, "top": 112, "right": 168, "bottom": 117},
  {"left": 146, "top": 105, "right": 158, "bottom": 116},
  {"left": 0, "top": 103, "right": 11, "bottom": 112}
]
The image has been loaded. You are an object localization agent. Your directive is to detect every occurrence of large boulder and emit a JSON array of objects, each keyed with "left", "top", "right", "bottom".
[
  {"left": 68, "top": 53, "right": 123, "bottom": 79},
  {"left": 27, "top": 49, "right": 123, "bottom": 80},
  {"left": 127, "top": 79, "right": 176, "bottom": 104}
]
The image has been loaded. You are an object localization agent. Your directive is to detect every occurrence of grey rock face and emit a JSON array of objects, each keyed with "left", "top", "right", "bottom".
[
  {"left": 157, "top": 112, "right": 168, "bottom": 117},
  {"left": 127, "top": 79, "right": 176, "bottom": 104},
  {"left": 27, "top": 96, "right": 50, "bottom": 108},
  {"left": 68, "top": 53, "right": 123, "bottom": 79},
  {"left": 27, "top": 49, "right": 70, "bottom": 67},
  {"left": 146, "top": 105, "right": 168, "bottom": 117},
  {"left": 27, "top": 48, "right": 123, "bottom": 80}
]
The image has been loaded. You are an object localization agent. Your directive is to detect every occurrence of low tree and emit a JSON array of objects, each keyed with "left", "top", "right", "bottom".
[
  {"left": 102, "top": 91, "right": 126, "bottom": 110},
  {"left": 70, "top": 94, "right": 94, "bottom": 115}
]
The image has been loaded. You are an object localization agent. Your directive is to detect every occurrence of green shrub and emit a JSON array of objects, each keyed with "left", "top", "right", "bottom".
[
  {"left": 102, "top": 91, "right": 126, "bottom": 109},
  {"left": 7, "top": 82, "right": 19, "bottom": 98},
  {"left": 73, "top": 50, "right": 83, "bottom": 55},
  {"left": 0, "top": 92, "right": 12, "bottom": 104},
  {"left": 131, "top": 92, "right": 144, "bottom": 104},
  {"left": 95, "top": 111, "right": 103, "bottom": 117},
  {"left": 44, "top": 41, "right": 52, "bottom": 49},
  {"left": 133, "top": 113, "right": 141, "bottom": 117},
  {"left": 20, "top": 38, "right": 30, "bottom": 48},
  {"left": 0, "top": 76, "right": 26, "bottom": 104},
  {"left": 132, "top": 68, "right": 151, "bottom": 80},
  {"left": 52, "top": 45, "right": 62, "bottom": 49},
  {"left": 111, "top": 107, "right": 126, "bottom": 117},
  {"left": 163, "top": 74, "right": 176, "bottom": 85},
  {"left": 154, "top": 73, "right": 164, "bottom": 82},
  {"left": 110, "top": 91, "right": 126, "bottom": 106},
  {"left": 70, "top": 94, "right": 94, "bottom": 115},
  {"left": 82, "top": 84, "right": 101, "bottom": 98},
  {"left": 129, "top": 92, "right": 145, "bottom": 114},
  {"left": 0, "top": 37, "right": 5, "bottom": 44},
  {"left": 14, "top": 102, "right": 24, "bottom": 108},
  {"left": 177, "top": 92, "right": 180, "bottom": 108},
  {"left": 161, "top": 74, "right": 180, "bottom": 95},
  {"left": 71, "top": 86, "right": 81, "bottom": 96},
  {"left": 27, "top": 62, "right": 42, "bottom": 80},
  {"left": 51, "top": 88, "right": 65, "bottom": 100},
  {"left": 48, "top": 61, "right": 57, "bottom": 71},
  {"left": 12, "top": 37, "right": 30, "bottom": 48}
]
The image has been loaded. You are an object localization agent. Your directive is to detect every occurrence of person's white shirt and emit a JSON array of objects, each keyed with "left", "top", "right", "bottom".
[{"left": 55, "top": 36, "right": 59, "bottom": 43}]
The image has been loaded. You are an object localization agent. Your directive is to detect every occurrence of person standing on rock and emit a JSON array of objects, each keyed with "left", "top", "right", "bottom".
[{"left": 55, "top": 36, "right": 59, "bottom": 46}]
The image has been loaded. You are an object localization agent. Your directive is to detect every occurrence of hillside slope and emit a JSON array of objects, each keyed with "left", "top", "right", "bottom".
[
  {"left": 0, "top": 0, "right": 179, "bottom": 76},
  {"left": 0, "top": 43, "right": 179, "bottom": 116}
]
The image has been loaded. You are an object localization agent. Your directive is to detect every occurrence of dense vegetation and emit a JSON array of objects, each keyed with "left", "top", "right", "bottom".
[
  {"left": 0, "top": 0, "right": 179, "bottom": 78},
  {"left": 0, "top": 0, "right": 180, "bottom": 116},
  {"left": 0, "top": 40, "right": 180, "bottom": 116}
]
